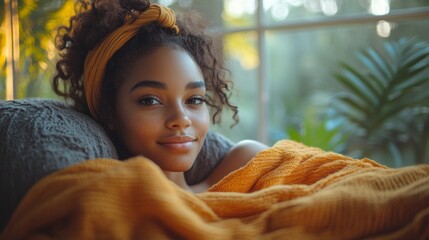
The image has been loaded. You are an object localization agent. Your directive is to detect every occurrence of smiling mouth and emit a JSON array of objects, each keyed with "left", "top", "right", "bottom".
[
  {"left": 157, "top": 136, "right": 197, "bottom": 153},
  {"left": 158, "top": 135, "right": 196, "bottom": 144}
]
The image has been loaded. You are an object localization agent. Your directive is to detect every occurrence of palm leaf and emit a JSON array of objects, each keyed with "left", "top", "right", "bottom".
[
  {"left": 364, "top": 48, "right": 394, "bottom": 79},
  {"left": 335, "top": 39, "right": 429, "bottom": 129},
  {"left": 401, "top": 49, "right": 429, "bottom": 70},
  {"left": 384, "top": 41, "right": 399, "bottom": 64},
  {"left": 342, "top": 63, "right": 381, "bottom": 103},
  {"left": 334, "top": 68, "right": 377, "bottom": 109},
  {"left": 332, "top": 38, "right": 429, "bottom": 164},
  {"left": 332, "top": 103, "right": 367, "bottom": 129},
  {"left": 356, "top": 52, "right": 386, "bottom": 91},
  {"left": 336, "top": 94, "right": 368, "bottom": 115},
  {"left": 395, "top": 75, "right": 429, "bottom": 95}
]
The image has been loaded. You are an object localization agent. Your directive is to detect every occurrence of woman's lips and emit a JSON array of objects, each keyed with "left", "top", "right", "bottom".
[{"left": 157, "top": 136, "right": 196, "bottom": 153}]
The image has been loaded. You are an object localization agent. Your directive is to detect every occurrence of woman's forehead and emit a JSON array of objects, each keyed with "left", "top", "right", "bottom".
[{"left": 123, "top": 46, "right": 205, "bottom": 89}]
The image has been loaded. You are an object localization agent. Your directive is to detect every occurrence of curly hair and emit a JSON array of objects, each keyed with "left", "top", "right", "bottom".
[{"left": 52, "top": 0, "right": 238, "bottom": 133}]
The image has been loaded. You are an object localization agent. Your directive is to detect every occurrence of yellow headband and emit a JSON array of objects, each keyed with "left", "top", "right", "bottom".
[{"left": 83, "top": 4, "right": 179, "bottom": 120}]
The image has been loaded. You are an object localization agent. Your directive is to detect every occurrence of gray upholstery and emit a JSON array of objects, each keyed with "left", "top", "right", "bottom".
[
  {"left": 0, "top": 98, "right": 232, "bottom": 230},
  {"left": 0, "top": 98, "right": 118, "bottom": 229},
  {"left": 185, "top": 130, "right": 233, "bottom": 185}
]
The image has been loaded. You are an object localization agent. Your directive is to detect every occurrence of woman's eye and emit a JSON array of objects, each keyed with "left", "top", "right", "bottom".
[
  {"left": 187, "top": 96, "right": 206, "bottom": 105},
  {"left": 138, "top": 96, "right": 161, "bottom": 106}
]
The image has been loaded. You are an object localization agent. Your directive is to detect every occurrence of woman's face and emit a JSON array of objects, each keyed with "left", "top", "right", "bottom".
[{"left": 113, "top": 46, "right": 210, "bottom": 172}]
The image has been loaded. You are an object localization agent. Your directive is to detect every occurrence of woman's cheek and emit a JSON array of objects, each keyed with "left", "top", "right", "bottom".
[
  {"left": 124, "top": 114, "right": 154, "bottom": 148},
  {"left": 196, "top": 108, "right": 210, "bottom": 136}
]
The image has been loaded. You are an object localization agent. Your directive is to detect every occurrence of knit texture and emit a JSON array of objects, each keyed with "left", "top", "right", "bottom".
[{"left": 2, "top": 140, "right": 428, "bottom": 239}]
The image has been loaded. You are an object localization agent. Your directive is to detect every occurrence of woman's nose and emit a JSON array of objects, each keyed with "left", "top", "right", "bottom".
[{"left": 166, "top": 104, "right": 192, "bottom": 130}]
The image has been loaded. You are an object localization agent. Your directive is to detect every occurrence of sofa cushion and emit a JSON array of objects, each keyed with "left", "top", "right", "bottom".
[{"left": 0, "top": 98, "right": 118, "bottom": 229}]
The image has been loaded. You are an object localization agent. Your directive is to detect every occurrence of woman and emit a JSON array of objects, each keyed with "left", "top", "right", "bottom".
[{"left": 53, "top": 0, "right": 267, "bottom": 192}]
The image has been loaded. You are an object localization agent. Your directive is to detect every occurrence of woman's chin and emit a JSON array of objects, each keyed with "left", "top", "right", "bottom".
[{"left": 155, "top": 159, "right": 195, "bottom": 173}]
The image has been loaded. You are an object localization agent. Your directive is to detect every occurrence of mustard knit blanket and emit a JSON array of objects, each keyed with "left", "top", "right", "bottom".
[{"left": 2, "top": 140, "right": 428, "bottom": 239}]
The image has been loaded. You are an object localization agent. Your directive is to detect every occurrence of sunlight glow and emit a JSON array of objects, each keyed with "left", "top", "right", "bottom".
[
  {"left": 376, "top": 20, "right": 392, "bottom": 38},
  {"left": 263, "top": 0, "right": 293, "bottom": 20},
  {"left": 304, "top": 0, "right": 321, "bottom": 13},
  {"left": 225, "top": 34, "right": 259, "bottom": 70},
  {"left": 321, "top": 0, "right": 338, "bottom": 16},
  {"left": 225, "top": 0, "right": 256, "bottom": 18},
  {"left": 226, "top": 0, "right": 244, "bottom": 17},
  {"left": 369, "top": 0, "right": 390, "bottom": 16},
  {"left": 286, "top": 0, "right": 303, "bottom": 7},
  {"left": 263, "top": 0, "right": 277, "bottom": 11},
  {"left": 158, "top": 0, "right": 176, "bottom": 7},
  {"left": 4, "top": 0, "right": 19, "bottom": 100},
  {"left": 39, "top": 61, "right": 48, "bottom": 70},
  {"left": 244, "top": 1, "right": 257, "bottom": 15},
  {"left": 271, "top": 3, "right": 290, "bottom": 20}
]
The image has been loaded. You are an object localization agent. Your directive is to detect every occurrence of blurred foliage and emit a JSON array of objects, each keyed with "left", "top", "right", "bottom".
[
  {"left": 1, "top": 1, "right": 6, "bottom": 99},
  {"left": 224, "top": 33, "right": 258, "bottom": 70},
  {"left": 332, "top": 38, "right": 429, "bottom": 166},
  {"left": 285, "top": 38, "right": 429, "bottom": 166},
  {"left": 0, "top": 0, "right": 75, "bottom": 99},
  {"left": 285, "top": 108, "right": 349, "bottom": 152}
]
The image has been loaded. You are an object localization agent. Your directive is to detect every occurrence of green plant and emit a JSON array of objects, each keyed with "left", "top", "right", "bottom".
[
  {"left": 285, "top": 108, "right": 349, "bottom": 152},
  {"left": 332, "top": 38, "right": 429, "bottom": 166}
]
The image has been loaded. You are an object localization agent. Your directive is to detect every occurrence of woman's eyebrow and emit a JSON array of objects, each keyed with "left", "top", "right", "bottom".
[
  {"left": 129, "top": 80, "right": 205, "bottom": 92},
  {"left": 129, "top": 80, "right": 166, "bottom": 92},
  {"left": 186, "top": 81, "right": 205, "bottom": 89}
]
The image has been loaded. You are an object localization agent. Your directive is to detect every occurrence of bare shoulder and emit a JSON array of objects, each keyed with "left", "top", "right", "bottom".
[
  {"left": 227, "top": 140, "right": 269, "bottom": 162},
  {"left": 205, "top": 140, "right": 269, "bottom": 186}
]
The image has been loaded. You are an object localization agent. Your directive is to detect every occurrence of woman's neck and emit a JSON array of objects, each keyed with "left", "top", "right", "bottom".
[
  {"left": 162, "top": 171, "right": 210, "bottom": 193},
  {"left": 162, "top": 171, "right": 193, "bottom": 192}
]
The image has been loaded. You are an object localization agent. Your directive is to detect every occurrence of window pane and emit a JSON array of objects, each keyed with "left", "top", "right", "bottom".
[
  {"left": 267, "top": 19, "right": 429, "bottom": 166},
  {"left": 210, "top": 31, "right": 259, "bottom": 142},
  {"left": 262, "top": 0, "right": 429, "bottom": 24},
  {"left": 162, "top": 0, "right": 256, "bottom": 29},
  {"left": 156, "top": 0, "right": 225, "bottom": 27},
  {"left": 221, "top": 0, "right": 257, "bottom": 28}
]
